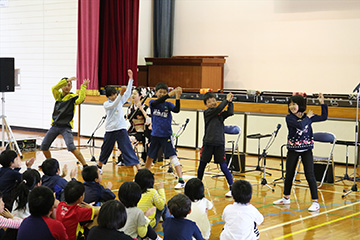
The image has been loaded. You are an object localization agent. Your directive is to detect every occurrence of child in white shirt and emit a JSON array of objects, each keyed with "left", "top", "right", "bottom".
[
  {"left": 184, "top": 178, "right": 213, "bottom": 240},
  {"left": 220, "top": 180, "right": 264, "bottom": 240}
]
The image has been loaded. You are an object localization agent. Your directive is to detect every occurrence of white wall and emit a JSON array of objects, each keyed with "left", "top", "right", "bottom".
[
  {"left": 0, "top": 0, "right": 78, "bottom": 130},
  {"left": 139, "top": 0, "right": 360, "bottom": 94}
]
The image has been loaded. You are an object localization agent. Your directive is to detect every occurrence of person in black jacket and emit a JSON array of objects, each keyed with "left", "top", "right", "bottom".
[{"left": 197, "top": 92, "right": 234, "bottom": 197}]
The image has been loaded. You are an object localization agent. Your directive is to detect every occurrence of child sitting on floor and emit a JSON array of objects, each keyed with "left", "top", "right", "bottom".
[
  {"left": 0, "top": 191, "right": 22, "bottom": 232},
  {"left": 41, "top": 158, "right": 77, "bottom": 201},
  {"left": 81, "top": 166, "right": 115, "bottom": 205},
  {"left": 220, "top": 180, "right": 264, "bottom": 240},
  {"left": 87, "top": 200, "right": 133, "bottom": 240},
  {"left": 12, "top": 169, "right": 41, "bottom": 219},
  {"left": 56, "top": 180, "right": 99, "bottom": 240},
  {"left": 184, "top": 178, "right": 213, "bottom": 240},
  {"left": 0, "top": 150, "right": 34, "bottom": 210},
  {"left": 118, "top": 181, "right": 162, "bottom": 240},
  {"left": 134, "top": 169, "right": 171, "bottom": 229},
  {"left": 163, "top": 194, "right": 203, "bottom": 240},
  {"left": 17, "top": 186, "right": 68, "bottom": 240}
]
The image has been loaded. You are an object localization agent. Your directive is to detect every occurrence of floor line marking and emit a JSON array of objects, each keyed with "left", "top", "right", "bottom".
[
  {"left": 261, "top": 200, "right": 360, "bottom": 232},
  {"left": 272, "top": 211, "right": 360, "bottom": 240}
]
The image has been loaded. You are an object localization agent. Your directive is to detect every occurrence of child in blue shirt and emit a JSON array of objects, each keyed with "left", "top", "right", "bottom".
[
  {"left": 163, "top": 194, "right": 203, "bottom": 240},
  {"left": 144, "top": 83, "right": 185, "bottom": 189},
  {"left": 41, "top": 158, "right": 77, "bottom": 200},
  {"left": 82, "top": 166, "right": 115, "bottom": 205}
]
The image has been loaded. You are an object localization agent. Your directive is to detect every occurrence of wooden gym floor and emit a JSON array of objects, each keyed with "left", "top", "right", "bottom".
[{"left": 6, "top": 129, "right": 360, "bottom": 240}]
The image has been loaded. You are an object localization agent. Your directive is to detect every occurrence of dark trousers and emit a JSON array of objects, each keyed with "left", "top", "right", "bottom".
[
  {"left": 284, "top": 150, "right": 318, "bottom": 199},
  {"left": 98, "top": 129, "right": 139, "bottom": 166}
]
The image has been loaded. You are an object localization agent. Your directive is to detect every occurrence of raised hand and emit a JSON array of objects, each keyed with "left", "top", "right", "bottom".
[
  {"left": 83, "top": 79, "right": 90, "bottom": 87},
  {"left": 144, "top": 206, "right": 156, "bottom": 217},
  {"left": 318, "top": 93, "right": 324, "bottom": 104},
  {"left": 307, "top": 110, "right": 314, "bottom": 118},
  {"left": 105, "top": 181, "right": 113, "bottom": 190},
  {"left": 0, "top": 208, "right": 14, "bottom": 219},
  {"left": 67, "top": 77, "right": 77, "bottom": 82},
  {"left": 70, "top": 167, "right": 78, "bottom": 179},
  {"left": 120, "top": 86, "right": 127, "bottom": 96},
  {"left": 61, "top": 164, "right": 68, "bottom": 178},
  {"left": 226, "top": 92, "right": 233, "bottom": 102},
  {"left": 175, "top": 87, "right": 182, "bottom": 99},
  {"left": 155, "top": 181, "right": 164, "bottom": 189},
  {"left": 127, "top": 69, "right": 133, "bottom": 80},
  {"left": 26, "top": 157, "right": 35, "bottom": 168}
]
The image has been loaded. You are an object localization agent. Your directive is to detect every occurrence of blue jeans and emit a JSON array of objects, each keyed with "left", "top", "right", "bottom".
[
  {"left": 40, "top": 126, "right": 76, "bottom": 151},
  {"left": 153, "top": 204, "right": 172, "bottom": 228}
]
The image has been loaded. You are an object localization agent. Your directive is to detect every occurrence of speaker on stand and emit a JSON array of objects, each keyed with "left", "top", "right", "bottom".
[
  {"left": 0, "top": 58, "right": 22, "bottom": 158},
  {"left": 0, "top": 58, "right": 15, "bottom": 92}
]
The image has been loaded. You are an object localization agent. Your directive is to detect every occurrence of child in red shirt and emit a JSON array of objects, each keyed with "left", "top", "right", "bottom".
[{"left": 56, "top": 180, "right": 100, "bottom": 240}]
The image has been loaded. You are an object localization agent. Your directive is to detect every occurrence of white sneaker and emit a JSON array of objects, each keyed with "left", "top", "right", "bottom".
[
  {"left": 273, "top": 197, "right": 290, "bottom": 205},
  {"left": 98, "top": 168, "right": 103, "bottom": 175},
  {"left": 156, "top": 236, "right": 163, "bottom": 240},
  {"left": 225, "top": 190, "right": 232, "bottom": 197},
  {"left": 308, "top": 201, "right": 320, "bottom": 212},
  {"left": 174, "top": 182, "right": 185, "bottom": 189}
]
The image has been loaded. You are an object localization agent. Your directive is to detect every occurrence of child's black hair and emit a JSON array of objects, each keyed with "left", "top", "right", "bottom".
[
  {"left": 134, "top": 169, "right": 154, "bottom": 193},
  {"left": 231, "top": 179, "right": 252, "bottom": 204},
  {"left": 105, "top": 86, "right": 117, "bottom": 98},
  {"left": 97, "top": 200, "right": 127, "bottom": 230},
  {"left": 118, "top": 182, "right": 142, "bottom": 208},
  {"left": 0, "top": 150, "right": 18, "bottom": 168},
  {"left": 184, "top": 178, "right": 205, "bottom": 202},
  {"left": 133, "top": 86, "right": 146, "bottom": 99},
  {"left": 168, "top": 194, "right": 191, "bottom": 218},
  {"left": 64, "top": 180, "right": 85, "bottom": 204},
  {"left": 41, "top": 158, "right": 60, "bottom": 176},
  {"left": 155, "top": 82, "right": 168, "bottom": 92},
  {"left": 289, "top": 94, "right": 306, "bottom": 113},
  {"left": 203, "top": 92, "right": 216, "bottom": 105},
  {"left": 13, "top": 169, "right": 41, "bottom": 211},
  {"left": 28, "top": 186, "right": 55, "bottom": 217},
  {"left": 81, "top": 165, "right": 99, "bottom": 182}
]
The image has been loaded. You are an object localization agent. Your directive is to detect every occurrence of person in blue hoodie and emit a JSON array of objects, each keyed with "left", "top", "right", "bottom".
[
  {"left": 40, "top": 158, "right": 76, "bottom": 200},
  {"left": 82, "top": 166, "right": 115, "bottom": 205},
  {"left": 273, "top": 93, "right": 327, "bottom": 212}
]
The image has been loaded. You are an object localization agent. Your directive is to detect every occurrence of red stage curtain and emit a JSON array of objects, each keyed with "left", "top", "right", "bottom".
[
  {"left": 99, "top": 0, "right": 139, "bottom": 87},
  {"left": 77, "top": 0, "right": 100, "bottom": 95}
]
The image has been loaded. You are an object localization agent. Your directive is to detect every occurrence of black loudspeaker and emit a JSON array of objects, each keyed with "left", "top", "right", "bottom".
[
  {"left": 0, "top": 58, "right": 15, "bottom": 92},
  {"left": 226, "top": 152, "right": 246, "bottom": 173},
  {"left": 314, "top": 162, "right": 334, "bottom": 183}
]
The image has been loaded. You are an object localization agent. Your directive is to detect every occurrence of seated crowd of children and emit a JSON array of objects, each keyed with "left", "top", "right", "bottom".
[{"left": 0, "top": 149, "right": 264, "bottom": 240}]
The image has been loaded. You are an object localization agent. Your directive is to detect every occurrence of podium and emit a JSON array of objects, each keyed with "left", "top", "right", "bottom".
[{"left": 145, "top": 56, "right": 226, "bottom": 90}]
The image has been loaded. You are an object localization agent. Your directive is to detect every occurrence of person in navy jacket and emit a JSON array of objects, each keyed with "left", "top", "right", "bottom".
[{"left": 273, "top": 93, "right": 327, "bottom": 212}]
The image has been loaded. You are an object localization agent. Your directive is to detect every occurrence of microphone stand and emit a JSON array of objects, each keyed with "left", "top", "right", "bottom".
[
  {"left": 342, "top": 86, "right": 360, "bottom": 197},
  {"left": 254, "top": 126, "right": 280, "bottom": 191},
  {"left": 87, "top": 115, "right": 106, "bottom": 162}
]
